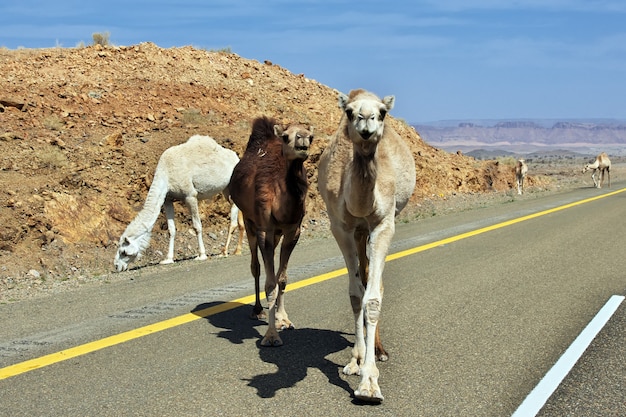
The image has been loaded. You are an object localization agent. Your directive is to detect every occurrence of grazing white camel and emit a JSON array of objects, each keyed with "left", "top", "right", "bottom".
[
  {"left": 318, "top": 89, "right": 416, "bottom": 403},
  {"left": 582, "top": 152, "right": 611, "bottom": 188},
  {"left": 515, "top": 159, "right": 528, "bottom": 195},
  {"left": 114, "top": 135, "right": 244, "bottom": 272}
]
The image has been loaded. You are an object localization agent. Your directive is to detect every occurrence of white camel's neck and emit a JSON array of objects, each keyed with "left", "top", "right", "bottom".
[
  {"left": 124, "top": 170, "right": 169, "bottom": 240},
  {"left": 587, "top": 160, "right": 600, "bottom": 169},
  {"left": 345, "top": 145, "right": 378, "bottom": 217}
]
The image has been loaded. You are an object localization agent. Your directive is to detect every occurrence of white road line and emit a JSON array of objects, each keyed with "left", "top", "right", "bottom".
[{"left": 512, "top": 294, "right": 625, "bottom": 417}]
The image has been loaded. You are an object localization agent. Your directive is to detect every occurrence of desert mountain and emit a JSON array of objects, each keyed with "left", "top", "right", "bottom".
[{"left": 414, "top": 119, "right": 626, "bottom": 153}]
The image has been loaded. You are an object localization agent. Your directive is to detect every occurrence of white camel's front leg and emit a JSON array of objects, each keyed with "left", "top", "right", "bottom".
[
  {"left": 344, "top": 305, "right": 365, "bottom": 376},
  {"left": 353, "top": 215, "right": 393, "bottom": 403},
  {"left": 354, "top": 298, "right": 383, "bottom": 402},
  {"left": 161, "top": 200, "right": 176, "bottom": 264}
]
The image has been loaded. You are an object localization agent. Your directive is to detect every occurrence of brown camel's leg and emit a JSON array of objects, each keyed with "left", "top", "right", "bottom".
[
  {"left": 274, "top": 227, "right": 300, "bottom": 331},
  {"left": 258, "top": 229, "right": 283, "bottom": 346},
  {"left": 245, "top": 221, "right": 265, "bottom": 320}
]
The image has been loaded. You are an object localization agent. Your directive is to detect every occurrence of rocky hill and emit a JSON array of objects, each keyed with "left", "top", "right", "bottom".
[{"left": 1, "top": 42, "right": 525, "bottom": 301}]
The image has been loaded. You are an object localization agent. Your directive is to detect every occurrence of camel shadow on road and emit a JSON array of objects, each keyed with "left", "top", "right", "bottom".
[{"left": 192, "top": 301, "right": 353, "bottom": 399}]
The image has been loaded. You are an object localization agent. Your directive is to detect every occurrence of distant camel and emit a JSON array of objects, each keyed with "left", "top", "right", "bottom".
[
  {"left": 318, "top": 89, "right": 416, "bottom": 403},
  {"left": 515, "top": 159, "right": 528, "bottom": 195},
  {"left": 229, "top": 116, "right": 313, "bottom": 347},
  {"left": 114, "top": 135, "right": 244, "bottom": 272},
  {"left": 583, "top": 152, "right": 611, "bottom": 188}
]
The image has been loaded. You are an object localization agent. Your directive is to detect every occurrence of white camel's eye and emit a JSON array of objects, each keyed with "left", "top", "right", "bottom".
[{"left": 357, "top": 114, "right": 364, "bottom": 121}]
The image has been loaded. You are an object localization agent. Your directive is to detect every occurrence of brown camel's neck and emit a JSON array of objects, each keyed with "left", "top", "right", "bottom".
[{"left": 286, "top": 158, "right": 308, "bottom": 201}]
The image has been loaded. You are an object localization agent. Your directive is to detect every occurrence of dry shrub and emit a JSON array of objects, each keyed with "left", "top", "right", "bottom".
[{"left": 92, "top": 32, "right": 110, "bottom": 46}]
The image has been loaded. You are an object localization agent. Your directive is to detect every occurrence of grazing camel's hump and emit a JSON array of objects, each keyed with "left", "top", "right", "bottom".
[
  {"left": 319, "top": 120, "right": 415, "bottom": 217},
  {"left": 229, "top": 117, "right": 307, "bottom": 226},
  {"left": 598, "top": 152, "right": 611, "bottom": 169},
  {"left": 159, "top": 135, "right": 239, "bottom": 200}
]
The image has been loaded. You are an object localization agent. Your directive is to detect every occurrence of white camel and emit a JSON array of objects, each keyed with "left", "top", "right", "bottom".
[
  {"left": 114, "top": 135, "right": 244, "bottom": 272},
  {"left": 515, "top": 159, "right": 528, "bottom": 195},
  {"left": 318, "top": 89, "right": 416, "bottom": 403},
  {"left": 582, "top": 152, "right": 611, "bottom": 188}
]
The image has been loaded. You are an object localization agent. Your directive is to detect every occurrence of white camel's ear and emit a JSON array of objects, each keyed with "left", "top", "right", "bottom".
[
  {"left": 274, "top": 125, "right": 284, "bottom": 137},
  {"left": 121, "top": 238, "right": 140, "bottom": 256},
  {"left": 382, "top": 95, "right": 395, "bottom": 111},
  {"left": 338, "top": 92, "right": 349, "bottom": 110},
  {"left": 308, "top": 126, "right": 314, "bottom": 135}
]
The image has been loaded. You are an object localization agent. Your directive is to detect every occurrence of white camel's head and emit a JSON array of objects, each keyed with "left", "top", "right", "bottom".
[
  {"left": 274, "top": 124, "right": 314, "bottom": 161},
  {"left": 114, "top": 234, "right": 143, "bottom": 272},
  {"left": 339, "top": 90, "right": 394, "bottom": 146},
  {"left": 582, "top": 163, "right": 593, "bottom": 174}
]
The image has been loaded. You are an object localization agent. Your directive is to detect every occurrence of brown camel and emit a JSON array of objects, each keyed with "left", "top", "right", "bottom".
[
  {"left": 318, "top": 89, "right": 416, "bottom": 402},
  {"left": 583, "top": 152, "right": 611, "bottom": 188},
  {"left": 228, "top": 116, "right": 313, "bottom": 347}
]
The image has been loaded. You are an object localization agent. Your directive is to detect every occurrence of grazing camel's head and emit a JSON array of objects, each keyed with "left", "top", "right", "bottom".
[
  {"left": 582, "top": 161, "right": 596, "bottom": 174},
  {"left": 114, "top": 234, "right": 146, "bottom": 272},
  {"left": 274, "top": 124, "right": 314, "bottom": 161},
  {"left": 339, "top": 90, "right": 394, "bottom": 146}
]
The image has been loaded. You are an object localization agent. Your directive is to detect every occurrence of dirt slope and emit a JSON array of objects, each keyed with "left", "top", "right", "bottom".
[{"left": 0, "top": 42, "right": 524, "bottom": 300}]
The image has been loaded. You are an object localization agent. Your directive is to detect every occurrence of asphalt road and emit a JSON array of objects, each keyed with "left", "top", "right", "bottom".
[{"left": 1, "top": 183, "right": 625, "bottom": 416}]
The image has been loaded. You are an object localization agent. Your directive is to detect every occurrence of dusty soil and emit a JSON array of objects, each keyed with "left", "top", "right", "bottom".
[{"left": 1, "top": 43, "right": 561, "bottom": 303}]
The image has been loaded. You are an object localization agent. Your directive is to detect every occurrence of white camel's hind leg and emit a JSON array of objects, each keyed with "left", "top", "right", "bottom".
[
  {"left": 186, "top": 195, "right": 207, "bottom": 261},
  {"left": 221, "top": 204, "right": 244, "bottom": 257},
  {"left": 330, "top": 224, "right": 365, "bottom": 376},
  {"left": 160, "top": 200, "right": 176, "bottom": 265}
]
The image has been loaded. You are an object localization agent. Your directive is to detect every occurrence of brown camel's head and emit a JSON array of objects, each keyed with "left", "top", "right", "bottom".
[{"left": 274, "top": 124, "right": 314, "bottom": 161}]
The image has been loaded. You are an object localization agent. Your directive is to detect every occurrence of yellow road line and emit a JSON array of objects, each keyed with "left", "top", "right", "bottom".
[
  {"left": 2, "top": 187, "right": 624, "bottom": 380},
  {"left": 388, "top": 187, "right": 626, "bottom": 261}
]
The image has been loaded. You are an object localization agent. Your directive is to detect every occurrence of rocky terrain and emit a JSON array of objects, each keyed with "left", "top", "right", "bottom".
[{"left": 1, "top": 43, "right": 560, "bottom": 302}]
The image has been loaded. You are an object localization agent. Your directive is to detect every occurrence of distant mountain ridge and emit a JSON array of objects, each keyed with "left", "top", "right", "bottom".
[{"left": 412, "top": 119, "right": 626, "bottom": 154}]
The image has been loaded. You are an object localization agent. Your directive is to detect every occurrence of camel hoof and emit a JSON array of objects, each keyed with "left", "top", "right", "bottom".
[
  {"left": 375, "top": 346, "right": 389, "bottom": 362},
  {"left": 159, "top": 259, "right": 174, "bottom": 265},
  {"left": 261, "top": 337, "right": 283, "bottom": 347},
  {"left": 276, "top": 319, "right": 295, "bottom": 331},
  {"left": 250, "top": 309, "right": 266, "bottom": 321},
  {"left": 343, "top": 362, "right": 360, "bottom": 376},
  {"left": 195, "top": 254, "right": 207, "bottom": 261},
  {"left": 354, "top": 389, "right": 384, "bottom": 404}
]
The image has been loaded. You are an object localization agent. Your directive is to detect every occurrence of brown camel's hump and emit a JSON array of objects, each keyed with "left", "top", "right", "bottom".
[{"left": 244, "top": 116, "right": 280, "bottom": 154}]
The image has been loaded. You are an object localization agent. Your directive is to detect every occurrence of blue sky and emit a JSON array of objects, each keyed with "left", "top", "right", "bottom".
[{"left": 1, "top": 1, "right": 625, "bottom": 123}]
